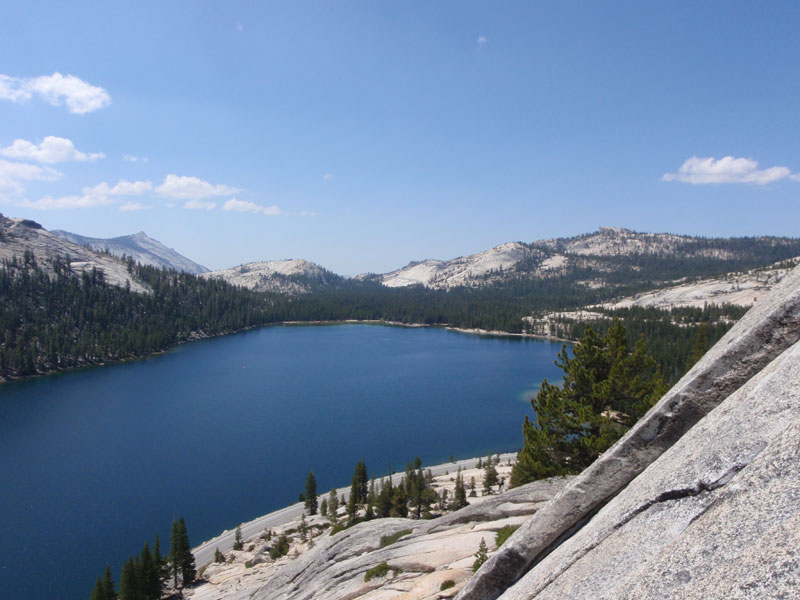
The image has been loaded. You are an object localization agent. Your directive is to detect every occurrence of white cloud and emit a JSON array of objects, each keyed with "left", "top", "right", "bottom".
[
  {"left": 300, "top": 210, "right": 319, "bottom": 217},
  {"left": 663, "top": 156, "right": 800, "bottom": 185},
  {"left": 20, "top": 191, "right": 113, "bottom": 210},
  {"left": 86, "top": 179, "right": 153, "bottom": 196},
  {"left": 236, "top": 22, "right": 244, "bottom": 31},
  {"left": 17, "top": 178, "right": 151, "bottom": 211},
  {"left": 222, "top": 198, "right": 284, "bottom": 215},
  {"left": 263, "top": 204, "right": 282, "bottom": 216},
  {"left": 477, "top": 35, "right": 488, "bottom": 47},
  {"left": 0, "top": 158, "right": 61, "bottom": 195},
  {"left": 222, "top": 198, "right": 263, "bottom": 213},
  {"left": 119, "top": 202, "right": 151, "bottom": 212},
  {"left": 0, "top": 72, "right": 110, "bottom": 114},
  {"left": 156, "top": 174, "right": 241, "bottom": 199},
  {"left": 184, "top": 199, "right": 216, "bottom": 210},
  {"left": 123, "top": 154, "right": 148, "bottom": 163},
  {"left": 1, "top": 136, "right": 104, "bottom": 164},
  {"left": 323, "top": 173, "right": 334, "bottom": 181}
]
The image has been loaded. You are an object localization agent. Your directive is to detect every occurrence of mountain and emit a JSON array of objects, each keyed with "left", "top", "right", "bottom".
[
  {"left": 375, "top": 227, "right": 800, "bottom": 291},
  {"left": 379, "top": 242, "right": 540, "bottom": 288},
  {"left": 202, "top": 259, "right": 340, "bottom": 294},
  {"left": 51, "top": 229, "right": 209, "bottom": 274},
  {"left": 0, "top": 214, "right": 148, "bottom": 293}
]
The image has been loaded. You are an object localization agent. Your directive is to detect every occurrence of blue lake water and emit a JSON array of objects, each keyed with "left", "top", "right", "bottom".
[{"left": 0, "top": 324, "right": 564, "bottom": 599}]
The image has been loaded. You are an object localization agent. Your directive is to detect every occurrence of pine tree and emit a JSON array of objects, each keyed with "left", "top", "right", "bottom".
[
  {"left": 346, "top": 491, "right": 358, "bottom": 524},
  {"left": 118, "top": 559, "right": 138, "bottom": 600},
  {"left": 233, "top": 524, "right": 243, "bottom": 551},
  {"left": 452, "top": 468, "right": 468, "bottom": 510},
  {"left": 214, "top": 548, "right": 225, "bottom": 563},
  {"left": 483, "top": 462, "right": 498, "bottom": 495},
  {"left": 152, "top": 535, "right": 165, "bottom": 591},
  {"left": 473, "top": 538, "right": 488, "bottom": 572},
  {"left": 511, "top": 321, "right": 667, "bottom": 487},
  {"left": 376, "top": 471, "right": 394, "bottom": 518},
  {"left": 320, "top": 497, "right": 328, "bottom": 518},
  {"left": 686, "top": 323, "right": 708, "bottom": 370},
  {"left": 102, "top": 565, "right": 116, "bottom": 600},
  {"left": 169, "top": 517, "right": 196, "bottom": 588},
  {"left": 90, "top": 576, "right": 106, "bottom": 600},
  {"left": 390, "top": 484, "right": 408, "bottom": 517},
  {"left": 304, "top": 471, "right": 318, "bottom": 515},
  {"left": 139, "top": 542, "right": 159, "bottom": 600},
  {"left": 178, "top": 518, "right": 196, "bottom": 586},
  {"left": 328, "top": 488, "right": 339, "bottom": 519}
]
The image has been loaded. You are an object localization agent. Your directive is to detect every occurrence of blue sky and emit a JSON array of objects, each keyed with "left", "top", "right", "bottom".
[{"left": 1, "top": 1, "right": 799, "bottom": 274}]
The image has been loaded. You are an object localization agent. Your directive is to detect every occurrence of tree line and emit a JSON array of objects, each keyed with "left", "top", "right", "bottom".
[{"left": 89, "top": 517, "right": 195, "bottom": 600}]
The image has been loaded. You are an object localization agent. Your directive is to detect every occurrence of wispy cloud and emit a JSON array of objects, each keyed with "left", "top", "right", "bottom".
[
  {"left": 0, "top": 72, "right": 110, "bottom": 114},
  {"left": 184, "top": 199, "right": 217, "bottom": 210},
  {"left": 0, "top": 158, "right": 61, "bottom": 196},
  {"left": 1, "top": 136, "right": 104, "bottom": 164},
  {"left": 21, "top": 192, "right": 113, "bottom": 210},
  {"left": 222, "top": 198, "right": 284, "bottom": 215},
  {"left": 19, "top": 178, "right": 152, "bottom": 211},
  {"left": 299, "top": 210, "right": 319, "bottom": 217},
  {"left": 663, "top": 156, "right": 800, "bottom": 185},
  {"left": 85, "top": 180, "right": 153, "bottom": 196},
  {"left": 156, "top": 174, "right": 240, "bottom": 199},
  {"left": 323, "top": 173, "right": 334, "bottom": 181},
  {"left": 119, "top": 202, "right": 151, "bottom": 212},
  {"left": 236, "top": 22, "right": 244, "bottom": 32},
  {"left": 477, "top": 35, "right": 488, "bottom": 47},
  {"left": 123, "top": 154, "right": 149, "bottom": 163}
]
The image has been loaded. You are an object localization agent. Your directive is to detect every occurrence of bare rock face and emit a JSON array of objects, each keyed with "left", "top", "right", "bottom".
[
  {"left": 202, "top": 259, "right": 330, "bottom": 294},
  {"left": 499, "top": 339, "right": 800, "bottom": 600},
  {"left": 459, "top": 263, "right": 800, "bottom": 600},
  {"left": 52, "top": 229, "right": 209, "bottom": 274},
  {"left": 0, "top": 215, "right": 148, "bottom": 293}
]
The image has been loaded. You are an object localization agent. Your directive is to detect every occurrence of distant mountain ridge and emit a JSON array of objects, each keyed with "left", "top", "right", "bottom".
[
  {"left": 374, "top": 227, "right": 800, "bottom": 290},
  {"left": 202, "top": 259, "right": 341, "bottom": 294},
  {"left": 52, "top": 230, "right": 209, "bottom": 274}
]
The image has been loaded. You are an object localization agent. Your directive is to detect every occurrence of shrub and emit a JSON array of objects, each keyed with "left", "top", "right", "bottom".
[
  {"left": 244, "top": 560, "right": 253, "bottom": 569},
  {"left": 363, "top": 562, "right": 401, "bottom": 582},
  {"left": 269, "top": 534, "right": 290, "bottom": 559},
  {"left": 495, "top": 525, "right": 520, "bottom": 547},
  {"left": 440, "top": 580, "right": 455, "bottom": 591},
  {"left": 379, "top": 529, "right": 412, "bottom": 548},
  {"left": 364, "top": 562, "right": 391, "bottom": 582}
]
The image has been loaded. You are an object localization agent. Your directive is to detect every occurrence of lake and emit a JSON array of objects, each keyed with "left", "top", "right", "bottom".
[{"left": 0, "top": 324, "right": 564, "bottom": 599}]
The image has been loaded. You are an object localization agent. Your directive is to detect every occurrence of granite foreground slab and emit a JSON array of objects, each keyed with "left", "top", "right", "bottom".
[{"left": 499, "top": 338, "right": 800, "bottom": 599}]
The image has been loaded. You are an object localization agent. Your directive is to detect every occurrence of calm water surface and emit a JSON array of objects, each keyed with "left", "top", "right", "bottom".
[{"left": 0, "top": 324, "right": 563, "bottom": 599}]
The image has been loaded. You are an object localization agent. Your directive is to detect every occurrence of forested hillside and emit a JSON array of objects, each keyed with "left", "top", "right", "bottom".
[{"left": 4, "top": 224, "right": 800, "bottom": 384}]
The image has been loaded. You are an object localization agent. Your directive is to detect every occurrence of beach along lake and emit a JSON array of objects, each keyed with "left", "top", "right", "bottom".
[{"left": 0, "top": 323, "right": 564, "bottom": 599}]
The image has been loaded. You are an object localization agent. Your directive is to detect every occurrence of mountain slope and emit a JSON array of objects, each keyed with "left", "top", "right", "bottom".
[
  {"left": 202, "top": 259, "right": 340, "bottom": 294},
  {"left": 52, "top": 229, "right": 209, "bottom": 274},
  {"left": 380, "top": 242, "right": 541, "bottom": 288},
  {"left": 0, "top": 215, "right": 148, "bottom": 293},
  {"left": 377, "top": 227, "right": 800, "bottom": 291}
]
